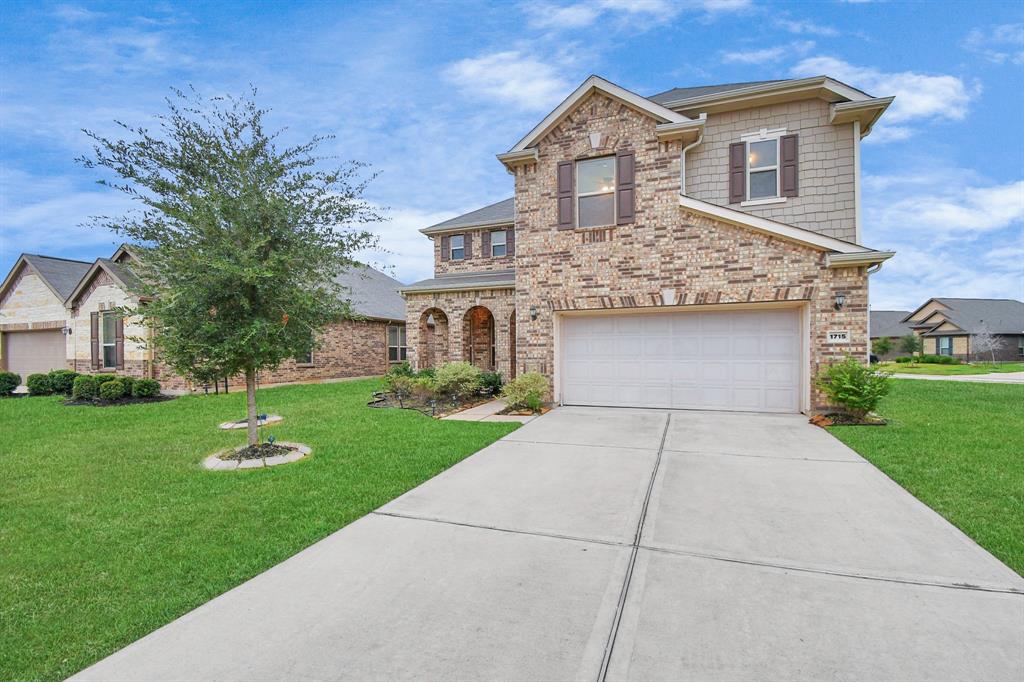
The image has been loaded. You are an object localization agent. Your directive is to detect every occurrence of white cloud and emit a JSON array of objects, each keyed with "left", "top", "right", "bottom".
[
  {"left": 791, "top": 56, "right": 980, "bottom": 123},
  {"left": 722, "top": 41, "right": 814, "bottom": 64},
  {"left": 872, "top": 179, "right": 1024, "bottom": 240},
  {"left": 862, "top": 125, "right": 914, "bottom": 145},
  {"left": 356, "top": 206, "right": 460, "bottom": 284},
  {"left": 523, "top": 0, "right": 748, "bottom": 30},
  {"left": 52, "top": 4, "right": 105, "bottom": 22},
  {"left": 443, "top": 51, "right": 571, "bottom": 111},
  {"left": 775, "top": 18, "right": 839, "bottom": 37},
  {"left": 963, "top": 24, "right": 1024, "bottom": 65}
]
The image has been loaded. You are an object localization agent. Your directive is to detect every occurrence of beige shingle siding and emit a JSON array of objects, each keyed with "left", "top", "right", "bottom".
[{"left": 686, "top": 99, "right": 857, "bottom": 243}]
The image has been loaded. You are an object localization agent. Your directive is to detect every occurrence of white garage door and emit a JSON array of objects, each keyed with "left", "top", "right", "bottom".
[
  {"left": 3, "top": 330, "right": 67, "bottom": 380},
  {"left": 560, "top": 307, "right": 802, "bottom": 413}
]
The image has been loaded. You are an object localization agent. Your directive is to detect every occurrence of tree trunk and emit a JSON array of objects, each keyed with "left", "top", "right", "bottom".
[{"left": 245, "top": 368, "right": 258, "bottom": 447}]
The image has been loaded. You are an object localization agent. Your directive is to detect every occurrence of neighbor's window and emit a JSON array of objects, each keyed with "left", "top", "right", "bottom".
[
  {"left": 576, "top": 156, "right": 615, "bottom": 228},
  {"left": 101, "top": 312, "right": 117, "bottom": 368},
  {"left": 1018, "top": 337, "right": 1023, "bottom": 356},
  {"left": 491, "top": 230, "right": 507, "bottom": 257},
  {"left": 747, "top": 139, "right": 779, "bottom": 200},
  {"left": 450, "top": 234, "right": 465, "bottom": 260},
  {"left": 938, "top": 337, "right": 953, "bottom": 356},
  {"left": 388, "top": 324, "right": 407, "bottom": 362},
  {"left": 295, "top": 350, "right": 313, "bottom": 365}
]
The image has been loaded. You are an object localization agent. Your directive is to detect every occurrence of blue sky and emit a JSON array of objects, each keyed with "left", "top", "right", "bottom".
[{"left": 1, "top": 0, "right": 1022, "bottom": 310}]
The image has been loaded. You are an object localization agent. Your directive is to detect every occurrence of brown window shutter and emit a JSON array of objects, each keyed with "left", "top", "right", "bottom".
[
  {"left": 616, "top": 151, "right": 635, "bottom": 225},
  {"left": 728, "top": 142, "right": 746, "bottom": 204},
  {"left": 481, "top": 230, "right": 491, "bottom": 258},
  {"left": 115, "top": 315, "right": 125, "bottom": 370},
  {"left": 507, "top": 228, "right": 515, "bottom": 256},
  {"left": 464, "top": 232, "right": 473, "bottom": 259},
  {"left": 90, "top": 312, "right": 100, "bottom": 370},
  {"left": 440, "top": 235, "right": 450, "bottom": 261},
  {"left": 557, "top": 161, "right": 574, "bottom": 229},
  {"left": 780, "top": 134, "right": 799, "bottom": 197}
]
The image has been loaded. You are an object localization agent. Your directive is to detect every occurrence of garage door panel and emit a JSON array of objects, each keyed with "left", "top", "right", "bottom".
[
  {"left": 4, "top": 330, "right": 67, "bottom": 380},
  {"left": 561, "top": 308, "right": 802, "bottom": 413}
]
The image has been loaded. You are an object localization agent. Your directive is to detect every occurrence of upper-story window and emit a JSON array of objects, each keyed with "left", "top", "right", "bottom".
[
  {"left": 576, "top": 156, "right": 616, "bottom": 228},
  {"left": 747, "top": 139, "right": 779, "bottom": 200},
  {"left": 450, "top": 234, "right": 465, "bottom": 260},
  {"left": 490, "top": 230, "right": 507, "bottom": 257},
  {"left": 730, "top": 129, "right": 798, "bottom": 206}
]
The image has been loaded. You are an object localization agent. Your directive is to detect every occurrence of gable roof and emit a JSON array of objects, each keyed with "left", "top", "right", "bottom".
[
  {"left": 334, "top": 264, "right": 406, "bottom": 321},
  {"left": 422, "top": 198, "right": 514, "bottom": 235},
  {"left": 65, "top": 257, "right": 146, "bottom": 307},
  {"left": 0, "top": 254, "right": 92, "bottom": 304},
  {"left": 870, "top": 310, "right": 913, "bottom": 338},
  {"left": 907, "top": 298, "right": 1024, "bottom": 336}
]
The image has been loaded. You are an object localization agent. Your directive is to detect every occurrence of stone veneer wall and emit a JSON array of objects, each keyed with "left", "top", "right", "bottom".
[
  {"left": 508, "top": 91, "right": 869, "bottom": 411},
  {"left": 431, "top": 227, "right": 515, "bottom": 276},
  {"left": 0, "top": 269, "right": 70, "bottom": 329},
  {"left": 685, "top": 98, "right": 857, "bottom": 243}
]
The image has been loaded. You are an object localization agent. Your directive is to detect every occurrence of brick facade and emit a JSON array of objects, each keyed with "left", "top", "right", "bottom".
[{"left": 431, "top": 226, "right": 515, "bottom": 276}]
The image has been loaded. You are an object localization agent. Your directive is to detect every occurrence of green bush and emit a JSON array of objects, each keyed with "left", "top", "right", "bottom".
[
  {"left": 387, "top": 362, "right": 415, "bottom": 378},
  {"left": 384, "top": 373, "right": 414, "bottom": 400},
  {"left": 0, "top": 371, "right": 21, "bottom": 396},
  {"left": 47, "top": 369, "right": 78, "bottom": 395},
  {"left": 93, "top": 373, "right": 118, "bottom": 385},
  {"left": 894, "top": 356, "right": 913, "bottom": 364},
  {"left": 416, "top": 367, "right": 436, "bottom": 379},
  {"left": 480, "top": 371, "right": 503, "bottom": 395},
  {"left": 72, "top": 375, "right": 101, "bottom": 400},
  {"left": 816, "top": 356, "right": 891, "bottom": 419},
  {"left": 99, "top": 380, "right": 125, "bottom": 401},
  {"left": 26, "top": 374, "right": 53, "bottom": 396},
  {"left": 118, "top": 375, "right": 136, "bottom": 395},
  {"left": 132, "top": 379, "right": 161, "bottom": 398},
  {"left": 434, "top": 361, "right": 483, "bottom": 400},
  {"left": 938, "top": 355, "right": 956, "bottom": 365},
  {"left": 501, "top": 372, "right": 549, "bottom": 412},
  {"left": 410, "top": 376, "right": 438, "bottom": 402}
]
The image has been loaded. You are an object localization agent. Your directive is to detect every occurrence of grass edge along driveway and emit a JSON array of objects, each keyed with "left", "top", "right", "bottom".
[
  {"left": 829, "top": 379, "right": 1023, "bottom": 577},
  {"left": 0, "top": 379, "right": 518, "bottom": 682},
  {"left": 875, "top": 361, "right": 1024, "bottom": 376}
]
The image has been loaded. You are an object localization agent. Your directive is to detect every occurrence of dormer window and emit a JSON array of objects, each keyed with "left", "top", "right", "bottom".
[
  {"left": 576, "top": 156, "right": 616, "bottom": 228},
  {"left": 490, "top": 230, "right": 507, "bottom": 257},
  {"left": 450, "top": 234, "right": 465, "bottom": 260}
]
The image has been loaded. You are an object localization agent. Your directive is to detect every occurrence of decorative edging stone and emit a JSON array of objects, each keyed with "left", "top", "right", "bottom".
[
  {"left": 203, "top": 442, "right": 311, "bottom": 471},
  {"left": 218, "top": 415, "right": 283, "bottom": 430}
]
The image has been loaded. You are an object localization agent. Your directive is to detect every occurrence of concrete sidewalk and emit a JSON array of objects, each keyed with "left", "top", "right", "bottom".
[
  {"left": 891, "top": 371, "right": 1024, "bottom": 384},
  {"left": 74, "top": 407, "right": 1024, "bottom": 681}
]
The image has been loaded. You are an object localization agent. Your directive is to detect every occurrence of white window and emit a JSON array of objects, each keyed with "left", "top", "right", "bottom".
[
  {"left": 450, "top": 234, "right": 464, "bottom": 260},
  {"left": 576, "top": 156, "right": 615, "bottom": 228},
  {"left": 938, "top": 337, "right": 953, "bottom": 356},
  {"left": 388, "top": 324, "right": 407, "bottom": 362},
  {"left": 101, "top": 312, "right": 117, "bottom": 368},
  {"left": 747, "top": 139, "right": 780, "bottom": 200},
  {"left": 491, "top": 230, "right": 507, "bottom": 257},
  {"left": 1018, "top": 337, "right": 1023, "bottom": 357}
]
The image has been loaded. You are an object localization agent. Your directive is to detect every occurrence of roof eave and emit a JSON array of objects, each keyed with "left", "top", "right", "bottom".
[
  {"left": 825, "top": 251, "right": 896, "bottom": 268},
  {"left": 659, "top": 76, "right": 873, "bottom": 113},
  {"left": 64, "top": 261, "right": 136, "bottom": 309},
  {"left": 830, "top": 97, "right": 895, "bottom": 138},
  {"left": 399, "top": 282, "right": 516, "bottom": 295},
  {"left": 420, "top": 219, "right": 515, "bottom": 236}
]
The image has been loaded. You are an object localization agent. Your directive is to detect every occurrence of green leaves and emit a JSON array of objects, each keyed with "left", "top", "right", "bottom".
[{"left": 816, "top": 356, "right": 892, "bottom": 418}]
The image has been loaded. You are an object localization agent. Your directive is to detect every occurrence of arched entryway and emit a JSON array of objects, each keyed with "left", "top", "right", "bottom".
[
  {"left": 463, "top": 306, "right": 495, "bottom": 371},
  {"left": 418, "top": 308, "right": 449, "bottom": 370}
]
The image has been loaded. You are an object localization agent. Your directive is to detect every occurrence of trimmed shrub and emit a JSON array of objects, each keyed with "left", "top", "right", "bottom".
[
  {"left": 502, "top": 372, "right": 549, "bottom": 412},
  {"left": 26, "top": 374, "right": 53, "bottom": 396},
  {"left": 434, "top": 361, "right": 483, "bottom": 400},
  {"left": 99, "top": 380, "right": 125, "bottom": 401},
  {"left": 416, "top": 367, "right": 436, "bottom": 379},
  {"left": 47, "top": 369, "right": 78, "bottom": 395},
  {"left": 132, "top": 379, "right": 161, "bottom": 398},
  {"left": 410, "top": 376, "right": 438, "bottom": 403},
  {"left": 894, "top": 356, "right": 913, "bottom": 364},
  {"left": 387, "top": 362, "right": 415, "bottom": 378},
  {"left": 93, "top": 373, "right": 118, "bottom": 385},
  {"left": 480, "top": 371, "right": 503, "bottom": 395},
  {"left": 937, "top": 355, "right": 956, "bottom": 365},
  {"left": 384, "top": 373, "right": 414, "bottom": 400},
  {"left": 0, "top": 371, "right": 21, "bottom": 396},
  {"left": 118, "top": 375, "right": 136, "bottom": 395},
  {"left": 816, "top": 356, "right": 890, "bottom": 419},
  {"left": 72, "top": 375, "right": 101, "bottom": 400}
]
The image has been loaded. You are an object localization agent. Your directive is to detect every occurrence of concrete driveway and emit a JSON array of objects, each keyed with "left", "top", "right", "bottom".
[{"left": 75, "top": 408, "right": 1024, "bottom": 681}]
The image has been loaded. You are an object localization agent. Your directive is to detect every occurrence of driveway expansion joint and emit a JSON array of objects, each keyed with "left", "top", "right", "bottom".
[{"left": 662, "top": 447, "right": 867, "bottom": 463}]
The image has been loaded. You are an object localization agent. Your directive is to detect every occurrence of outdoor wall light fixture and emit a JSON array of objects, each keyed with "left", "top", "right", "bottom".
[
  {"left": 530, "top": 305, "right": 538, "bottom": 321},
  {"left": 834, "top": 294, "right": 846, "bottom": 310}
]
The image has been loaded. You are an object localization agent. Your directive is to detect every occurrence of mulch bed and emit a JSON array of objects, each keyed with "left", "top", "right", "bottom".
[
  {"left": 810, "top": 413, "right": 887, "bottom": 427},
  {"left": 220, "top": 443, "right": 295, "bottom": 462},
  {"left": 498, "top": 405, "right": 552, "bottom": 416},
  {"left": 369, "top": 391, "right": 497, "bottom": 418},
  {"left": 62, "top": 395, "right": 175, "bottom": 407}
]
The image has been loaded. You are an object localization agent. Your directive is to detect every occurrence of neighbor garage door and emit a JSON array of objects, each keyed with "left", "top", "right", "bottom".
[
  {"left": 3, "top": 330, "right": 67, "bottom": 380},
  {"left": 560, "top": 307, "right": 802, "bottom": 413}
]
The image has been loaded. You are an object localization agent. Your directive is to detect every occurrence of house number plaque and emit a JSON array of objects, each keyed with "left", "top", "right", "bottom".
[{"left": 826, "top": 330, "right": 850, "bottom": 344}]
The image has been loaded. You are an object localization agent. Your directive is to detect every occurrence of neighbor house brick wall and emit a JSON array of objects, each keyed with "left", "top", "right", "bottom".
[
  {"left": 508, "top": 91, "right": 869, "bottom": 411},
  {"left": 685, "top": 98, "right": 857, "bottom": 242},
  {"left": 257, "top": 318, "right": 396, "bottom": 385},
  {"left": 431, "top": 227, "right": 515, "bottom": 275}
]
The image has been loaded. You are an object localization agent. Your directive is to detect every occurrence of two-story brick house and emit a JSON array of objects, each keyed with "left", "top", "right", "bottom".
[{"left": 401, "top": 75, "right": 896, "bottom": 413}]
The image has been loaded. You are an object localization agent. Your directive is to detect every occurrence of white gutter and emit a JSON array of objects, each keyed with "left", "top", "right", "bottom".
[
  {"left": 825, "top": 251, "right": 895, "bottom": 268},
  {"left": 679, "top": 114, "right": 706, "bottom": 195}
]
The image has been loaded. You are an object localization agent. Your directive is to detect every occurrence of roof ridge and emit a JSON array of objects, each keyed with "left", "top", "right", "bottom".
[{"left": 24, "top": 253, "right": 94, "bottom": 264}]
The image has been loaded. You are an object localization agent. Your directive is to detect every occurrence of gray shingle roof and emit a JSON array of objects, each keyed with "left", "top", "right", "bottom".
[
  {"left": 870, "top": 310, "right": 913, "bottom": 338},
  {"left": 399, "top": 270, "right": 515, "bottom": 294},
  {"left": 334, "top": 263, "right": 406, "bottom": 321},
  {"left": 423, "top": 198, "right": 514, "bottom": 234},
  {"left": 96, "top": 258, "right": 144, "bottom": 293},
  {"left": 22, "top": 254, "right": 92, "bottom": 301},
  {"left": 920, "top": 298, "right": 1024, "bottom": 336},
  {"left": 647, "top": 80, "right": 789, "bottom": 105}
]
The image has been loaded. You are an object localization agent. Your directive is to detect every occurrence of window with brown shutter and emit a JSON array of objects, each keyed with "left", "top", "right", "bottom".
[
  {"left": 90, "top": 311, "right": 100, "bottom": 370},
  {"left": 507, "top": 228, "right": 515, "bottom": 256},
  {"left": 440, "top": 235, "right": 450, "bottom": 262},
  {"left": 728, "top": 142, "right": 746, "bottom": 203},
  {"left": 481, "top": 230, "right": 491, "bottom": 258},
  {"left": 557, "top": 161, "right": 574, "bottom": 229},
  {"left": 616, "top": 151, "right": 635, "bottom": 225},
  {"left": 115, "top": 315, "right": 125, "bottom": 370},
  {"left": 464, "top": 232, "right": 473, "bottom": 259},
  {"left": 780, "top": 134, "right": 799, "bottom": 197}
]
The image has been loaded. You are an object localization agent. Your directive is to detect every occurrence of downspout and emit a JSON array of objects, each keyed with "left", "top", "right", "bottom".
[{"left": 679, "top": 113, "right": 706, "bottom": 196}]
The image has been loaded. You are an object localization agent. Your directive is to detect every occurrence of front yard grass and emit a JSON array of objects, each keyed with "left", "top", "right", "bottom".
[
  {"left": 829, "top": 380, "right": 1023, "bottom": 576},
  {"left": 0, "top": 379, "right": 518, "bottom": 682},
  {"left": 876, "top": 361, "right": 1024, "bottom": 375}
]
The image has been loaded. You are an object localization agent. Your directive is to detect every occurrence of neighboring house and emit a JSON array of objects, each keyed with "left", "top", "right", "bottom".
[
  {"left": 901, "top": 298, "right": 1024, "bottom": 362},
  {"left": 0, "top": 247, "right": 407, "bottom": 389},
  {"left": 401, "top": 75, "right": 895, "bottom": 413},
  {"left": 869, "top": 310, "right": 913, "bottom": 360}
]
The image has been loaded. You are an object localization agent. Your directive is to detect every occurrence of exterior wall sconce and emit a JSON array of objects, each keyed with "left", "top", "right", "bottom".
[
  {"left": 834, "top": 294, "right": 846, "bottom": 310},
  {"left": 61, "top": 326, "right": 72, "bottom": 335},
  {"left": 529, "top": 305, "right": 538, "bottom": 321}
]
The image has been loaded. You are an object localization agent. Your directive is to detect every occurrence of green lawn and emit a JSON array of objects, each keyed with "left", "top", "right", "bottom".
[
  {"left": 0, "top": 380, "right": 518, "bottom": 682},
  {"left": 829, "top": 380, "right": 1024, "bottom": 576},
  {"left": 876, "top": 361, "right": 1024, "bottom": 375}
]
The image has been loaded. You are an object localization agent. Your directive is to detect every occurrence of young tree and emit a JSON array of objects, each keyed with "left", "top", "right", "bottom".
[
  {"left": 972, "top": 325, "right": 1005, "bottom": 365},
  {"left": 898, "top": 334, "right": 922, "bottom": 358},
  {"left": 79, "top": 88, "right": 379, "bottom": 446},
  {"left": 871, "top": 336, "right": 893, "bottom": 358}
]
